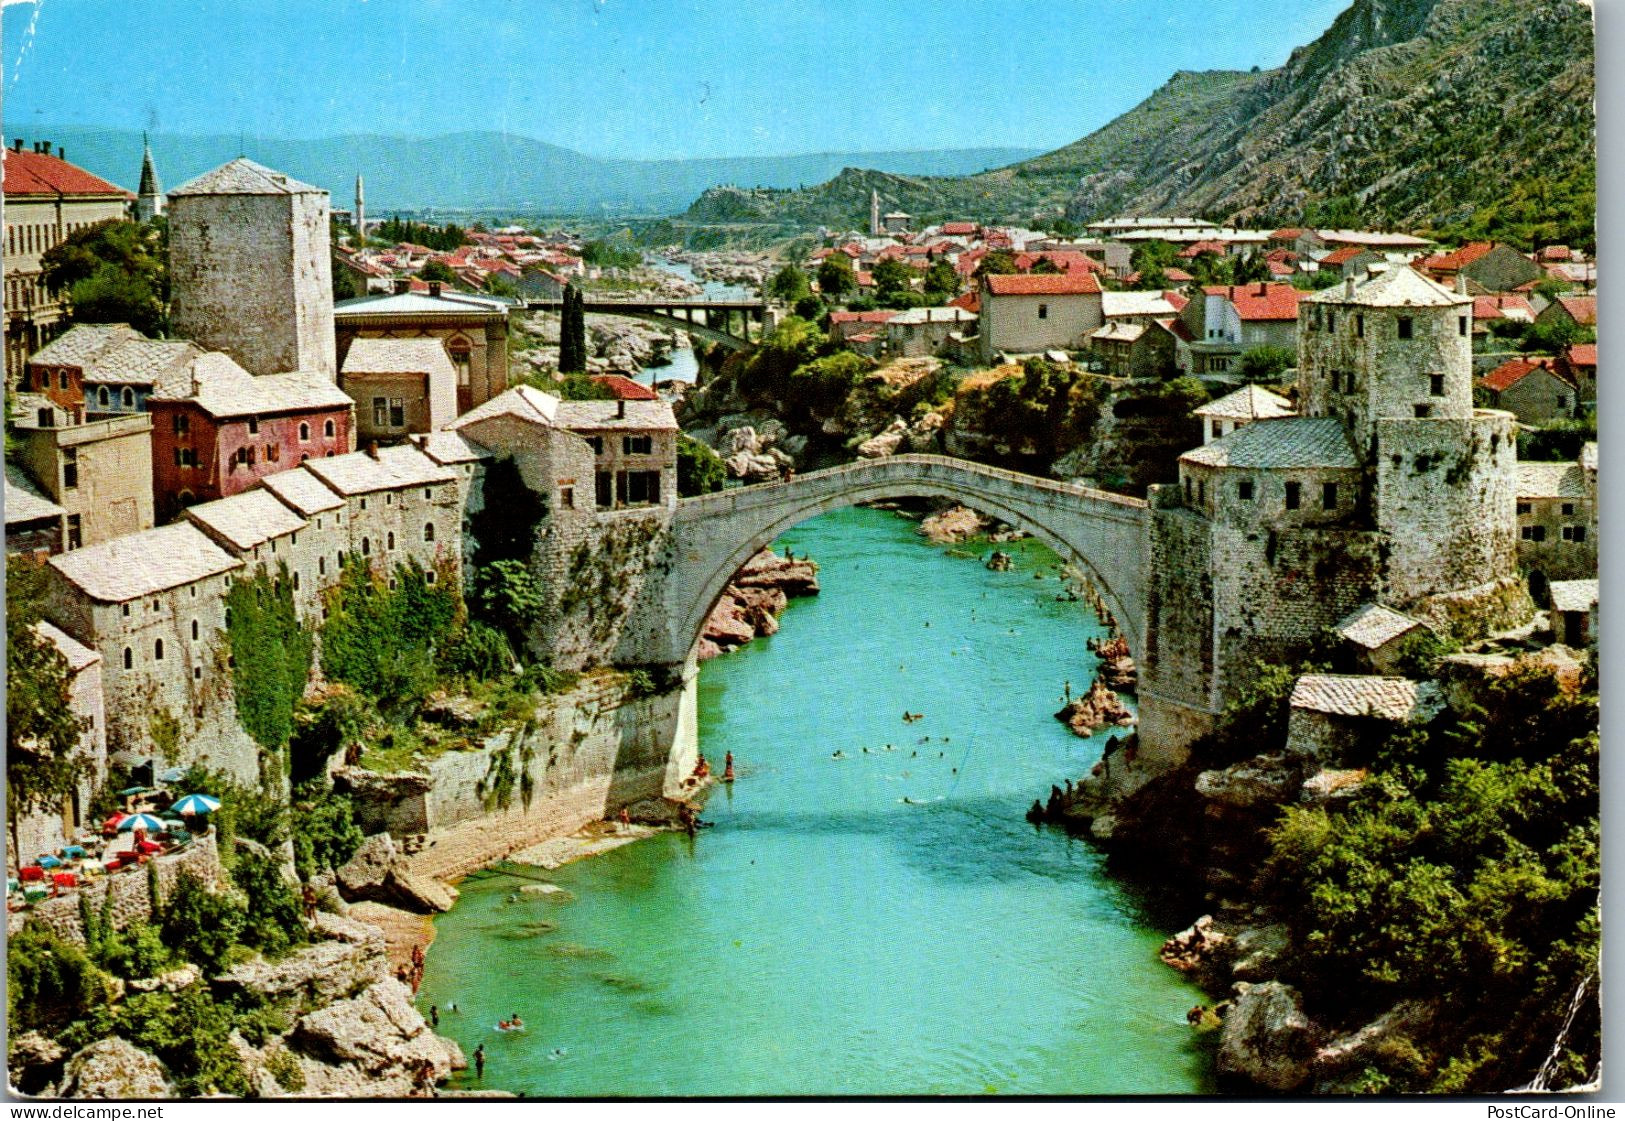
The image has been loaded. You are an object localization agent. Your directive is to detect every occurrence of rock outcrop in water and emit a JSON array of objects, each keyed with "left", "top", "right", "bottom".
[
  {"left": 698, "top": 548, "right": 821, "bottom": 660},
  {"left": 1054, "top": 678, "right": 1135, "bottom": 737}
]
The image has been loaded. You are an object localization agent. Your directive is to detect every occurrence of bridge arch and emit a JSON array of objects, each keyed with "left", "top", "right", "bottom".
[{"left": 655, "top": 455, "right": 1149, "bottom": 670}]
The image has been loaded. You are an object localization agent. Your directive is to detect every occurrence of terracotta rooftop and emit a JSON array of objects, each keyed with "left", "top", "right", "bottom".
[
  {"left": 1565, "top": 343, "right": 1598, "bottom": 368},
  {"left": 1548, "top": 579, "right": 1598, "bottom": 615},
  {"left": 1480, "top": 357, "right": 1568, "bottom": 395},
  {"left": 1180, "top": 416, "right": 1357, "bottom": 470},
  {"left": 3, "top": 148, "right": 132, "bottom": 197},
  {"left": 1334, "top": 604, "right": 1429, "bottom": 650},
  {"left": 1206, "top": 282, "right": 1304, "bottom": 320},
  {"left": 1290, "top": 674, "right": 1444, "bottom": 722},
  {"left": 1552, "top": 296, "right": 1597, "bottom": 326},
  {"left": 49, "top": 522, "right": 242, "bottom": 603},
  {"left": 590, "top": 374, "right": 659, "bottom": 401},
  {"left": 1320, "top": 246, "right": 1373, "bottom": 266},
  {"left": 983, "top": 272, "right": 1102, "bottom": 296},
  {"left": 1472, "top": 295, "right": 1536, "bottom": 321}
]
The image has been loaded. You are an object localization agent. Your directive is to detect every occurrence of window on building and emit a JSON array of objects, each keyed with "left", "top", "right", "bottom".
[
  {"left": 58, "top": 370, "right": 68, "bottom": 390},
  {"left": 623, "top": 435, "right": 653, "bottom": 455},
  {"left": 386, "top": 531, "right": 395, "bottom": 551},
  {"left": 299, "top": 422, "right": 310, "bottom": 441},
  {"left": 425, "top": 570, "right": 437, "bottom": 585},
  {"left": 154, "top": 639, "right": 164, "bottom": 661},
  {"left": 1196, "top": 479, "right": 1205, "bottom": 504},
  {"left": 1522, "top": 525, "right": 1547, "bottom": 542},
  {"left": 361, "top": 537, "right": 371, "bottom": 556},
  {"left": 292, "top": 571, "right": 300, "bottom": 591},
  {"left": 596, "top": 470, "right": 613, "bottom": 508},
  {"left": 1355, "top": 314, "right": 1364, "bottom": 338},
  {"left": 36, "top": 407, "right": 52, "bottom": 427},
  {"left": 424, "top": 488, "right": 433, "bottom": 500},
  {"left": 247, "top": 417, "right": 259, "bottom": 434},
  {"left": 61, "top": 447, "right": 78, "bottom": 489},
  {"left": 1430, "top": 374, "right": 1445, "bottom": 397},
  {"left": 1566, "top": 526, "right": 1587, "bottom": 543},
  {"left": 194, "top": 666, "right": 203, "bottom": 681},
  {"left": 1558, "top": 394, "right": 1570, "bottom": 411},
  {"left": 1397, "top": 317, "right": 1413, "bottom": 339},
  {"left": 97, "top": 386, "right": 110, "bottom": 407},
  {"left": 1516, "top": 501, "right": 1531, "bottom": 515},
  {"left": 174, "top": 413, "right": 189, "bottom": 435},
  {"left": 627, "top": 470, "right": 662, "bottom": 505},
  {"left": 1037, "top": 303, "right": 1049, "bottom": 320},
  {"left": 121, "top": 388, "right": 134, "bottom": 408},
  {"left": 1459, "top": 316, "right": 1469, "bottom": 337},
  {"left": 122, "top": 603, "right": 131, "bottom": 617},
  {"left": 373, "top": 397, "right": 387, "bottom": 428},
  {"left": 587, "top": 436, "right": 604, "bottom": 455},
  {"left": 324, "top": 419, "right": 335, "bottom": 438},
  {"left": 449, "top": 338, "right": 472, "bottom": 386},
  {"left": 560, "top": 486, "right": 575, "bottom": 509},
  {"left": 1285, "top": 481, "right": 1301, "bottom": 510},
  {"left": 423, "top": 522, "right": 435, "bottom": 542},
  {"left": 318, "top": 556, "right": 326, "bottom": 576},
  {"left": 1414, "top": 404, "right": 1433, "bottom": 418},
  {"left": 1238, "top": 479, "right": 1254, "bottom": 501},
  {"left": 266, "top": 443, "right": 280, "bottom": 463},
  {"left": 359, "top": 497, "right": 367, "bottom": 510},
  {"left": 389, "top": 399, "right": 405, "bottom": 428},
  {"left": 386, "top": 493, "right": 393, "bottom": 506},
  {"left": 66, "top": 514, "right": 81, "bottom": 551},
  {"left": 1323, "top": 482, "right": 1338, "bottom": 509},
  {"left": 1561, "top": 503, "right": 1575, "bottom": 516},
  {"left": 1327, "top": 311, "right": 1336, "bottom": 330},
  {"left": 191, "top": 620, "right": 199, "bottom": 640},
  {"left": 1184, "top": 477, "right": 1192, "bottom": 502},
  {"left": 123, "top": 647, "right": 132, "bottom": 670}
]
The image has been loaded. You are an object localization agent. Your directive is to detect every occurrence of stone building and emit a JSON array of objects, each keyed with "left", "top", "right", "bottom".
[
  {"left": 44, "top": 522, "right": 259, "bottom": 783},
  {"left": 8, "top": 622, "right": 108, "bottom": 870},
  {"left": 147, "top": 351, "right": 355, "bottom": 520},
  {"left": 9, "top": 412, "right": 155, "bottom": 549},
  {"left": 1547, "top": 579, "right": 1598, "bottom": 648},
  {"left": 557, "top": 399, "right": 680, "bottom": 511},
  {"left": 340, "top": 337, "right": 458, "bottom": 444},
  {"left": 1284, "top": 674, "right": 1445, "bottom": 760},
  {"left": 168, "top": 159, "right": 337, "bottom": 381},
  {"left": 1332, "top": 603, "right": 1433, "bottom": 675},
  {"left": 5, "top": 467, "right": 66, "bottom": 557},
  {"left": 1090, "top": 319, "right": 1179, "bottom": 380},
  {"left": 2, "top": 142, "right": 135, "bottom": 382},
  {"left": 1137, "top": 264, "right": 1527, "bottom": 767},
  {"left": 1185, "top": 283, "right": 1303, "bottom": 375},
  {"left": 1515, "top": 459, "right": 1595, "bottom": 586},
  {"left": 1193, "top": 384, "right": 1295, "bottom": 444},
  {"left": 333, "top": 286, "right": 511, "bottom": 416},
  {"left": 978, "top": 272, "right": 1104, "bottom": 362},
  {"left": 884, "top": 305, "right": 977, "bottom": 358},
  {"left": 300, "top": 445, "right": 464, "bottom": 582},
  {"left": 183, "top": 488, "right": 335, "bottom": 621},
  {"left": 1416, "top": 242, "right": 1543, "bottom": 293},
  {"left": 1477, "top": 357, "right": 1580, "bottom": 426}
]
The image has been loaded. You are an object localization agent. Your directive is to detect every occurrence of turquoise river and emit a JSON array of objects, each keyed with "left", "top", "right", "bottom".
[{"left": 421, "top": 505, "right": 1213, "bottom": 1095}]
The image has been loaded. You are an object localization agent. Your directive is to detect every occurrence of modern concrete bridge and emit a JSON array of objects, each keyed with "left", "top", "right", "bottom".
[
  {"left": 625, "top": 454, "right": 1151, "bottom": 668},
  {"left": 523, "top": 296, "right": 770, "bottom": 350}
]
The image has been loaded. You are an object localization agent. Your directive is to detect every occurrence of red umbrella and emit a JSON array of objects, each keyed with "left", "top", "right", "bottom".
[{"left": 102, "top": 813, "right": 127, "bottom": 833}]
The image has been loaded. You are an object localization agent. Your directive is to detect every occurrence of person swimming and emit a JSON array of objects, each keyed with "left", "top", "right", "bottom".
[{"left": 831, "top": 750, "right": 847, "bottom": 760}]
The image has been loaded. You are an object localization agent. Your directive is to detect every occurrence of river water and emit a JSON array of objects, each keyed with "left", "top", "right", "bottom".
[
  {"left": 635, "top": 257, "right": 752, "bottom": 387},
  {"left": 421, "top": 506, "right": 1211, "bottom": 1096}
]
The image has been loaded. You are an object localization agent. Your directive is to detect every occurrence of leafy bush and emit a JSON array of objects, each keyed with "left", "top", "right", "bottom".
[
  {"left": 788, "top": 350, "right": 874, "bottom": 418},
  {"left": 1237, "top": 345, "right": 1295, "bottom": 384},
  {"left": 117, "top": 987, "right": 251, "bottom": 1096},
  {"left": 231, "top": 850, "right": 308, "bottom": 957},
  {"left": 160, "top": 868, "right": 246, "bottom": 975},
  {"left": 225, "top": 563, "right": 314, "bottom": 754},
  {"left": 320, "top": 559, "right": 463, "bottom": 721},
  {"left": 677, "top": 434, "right": 726, "bottom": 497},
  {"left": 96, "top": 920, "right": 174, "bottom": 981},
  {"left": 468, "top": 560, "right": 543, "bottom": 654},
  {"left": 8, "top": 924, "right": 115, "bottom": 1034},
  {"left": 441, "top": 620, "right": 518, "bottom": 681},
  {"left": 290, "top": 780, "right": 365, "bottom": 881}
]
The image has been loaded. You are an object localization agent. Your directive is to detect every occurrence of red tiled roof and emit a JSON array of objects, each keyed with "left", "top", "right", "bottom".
[
  {"left": 829, "top": 310, "right": 897, "bottom": 325},
  {"left": 983, "top": 272, "right": 1102, "bottom": 296},
  {"left": 1320, "top": 246, "right": 1369, "bottom": 266},
  {"left": 1205, "top": 283, "right": 1303, "bottom": 321},
  {"left": 940, "top": 222, "right": 978, "bottom": 236},
  {"left": 1164, "top": 267, "right": 1195, "bottom": 283},
  {"left": 1162, "top": 290, "right": 1189, "bottom": 312},
  {"left": 1554, "top": 296, "right": 1597, "bottom": 326},
  {"left": 1472, "top": 295, "right": 1535, "bottom": 320},
  {"left": 1177, "top": 240, "right": 1227, "bottom": 259},
  {"left": 948, "top": 291, "right": 980, "bottom": 314},
  {"left": 847, "top": 332, "right": 880, "bottom": 343},
  {"left": 1418, "top": 241, "right": 1496, "bottom": 273},
  {"left": 1265, "top": 248, "right": 1299, "bottom": 262},
  {"left": 590, "top": 374, "right": 658, "bottom": 400},
  {"left": 1266, "top": 260, "right": 1296, "bottom": 277},
  {"left": 1270, "top": 228, "right": 1304, "bottom": 240},
  {"left": 1159, "top": 317, "right": 1195, "bottom": 343},
  {"left": 1480, "top": 357, "right": 1568, "bottom": 394},
  {"left": 1014, "top": 250, "right": 1105, "bottom": 276},
  {"left": 4, "top": 149, "right": 132, "bottom": 197},
  {"left": 1537, "top": 245, "right": 1573, "bottom": 262},
  {"left": 1565, "top": 343, "right": 1598, "bottom": 368},
  {"left": 855, "top": 270, "right": 875, "bottom": 287}
]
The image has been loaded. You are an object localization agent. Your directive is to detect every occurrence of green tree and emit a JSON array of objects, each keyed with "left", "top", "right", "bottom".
[
  {"left": 39, "top": 219, "right": 167, "bottom": 336},
  {"left": 871, "top": 257, "right": 915, "bottom": 303},
  {"left": 159, "top": 868, "right": 247, "bottom": 976},
  {"left": 470, "top": 457, "right": 547, "bottom": 567},
  {"left": 225, "top": 563, "right": 313, "bottom": 755},
  {"left": 975, "top": 249, "right": 1019, "bottom": 277},
  {"left": 1237, "top": 345, "right": 1295, "bottom": 383},
  {"left": 923, "top": 258, "right": 960, "bottom": 304},
  {"left": 332, "top": 266, "right": 361, "bottom": 302},
  {"left": 677, "top": 434, "right": 726, "bottom": 496},
  {"left": 8, "top": 924, "right": 114, "bottom": 1036},
  {"left": 319, "top": 559, "right": 461, "bottom": 721},
  {"left": 469, "top": 560, "right": 545, "bottom": 652},
  {"left": 231, "top": 849, "right": 308, "bottom": 956},
  {"left": 6, "top": 556, "right": 91, "bottom": 859},
  {"left": 419, "top": 259, "right": 458, "bottom": 285},
  {"left": 816, "top": 255, "right": 855, "bottom": 300},
  {"left": 554, "top": 372, "right": 613, "bottom": 400},
  {"left": 290, "top": 779, "right": 365, "bottom": 881},
  {"left": 559, "top": 284, "right": 588, "bottom": 373},
  {"left": 768, "top": 264, "right": 811, "bottom": 303}
]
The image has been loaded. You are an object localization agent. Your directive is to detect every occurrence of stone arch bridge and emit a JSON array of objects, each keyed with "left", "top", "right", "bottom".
[
  {"left": 623, "top": 454, "right": 1151, "bottom": 669},
  {"left": 524, "top": 296, "right": 771, "bottom": 350}
]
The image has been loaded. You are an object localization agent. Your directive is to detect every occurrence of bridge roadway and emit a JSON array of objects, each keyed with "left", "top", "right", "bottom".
[
  {"left": 523, "top": 296, "right": 770, "bottom": 349},
  {"left": 626, "top": 453, "right": 1151, "bottom": 668}
]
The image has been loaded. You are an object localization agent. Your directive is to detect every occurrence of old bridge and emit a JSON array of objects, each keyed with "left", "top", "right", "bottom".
[
  {"left": 624, "top": 454, "right": 1151, "bottom": 669},
  {"left": 524, "top": 296, "right": 771, "bottom": 350}
]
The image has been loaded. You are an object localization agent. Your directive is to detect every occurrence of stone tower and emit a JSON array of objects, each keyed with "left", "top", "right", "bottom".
[
  {"left": 354, "top": 173, "right": 365, "bottom": 246},
  {"left": 167, "top": 158, "right": 336, "bottom": 381},
  {"left": 1300, "top": 265, "right": 1521, "bottom": 614},
  {"left": 869, "top": 189, "right": 880, "bottom": 237},
  {"left": 134, "top": 135, "right": 164, "bottom": 223}
]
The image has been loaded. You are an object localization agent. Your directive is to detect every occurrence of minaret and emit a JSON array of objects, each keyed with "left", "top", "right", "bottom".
[
  {"left": 135, "top": 134, "right": 164, "bottom": 223},
  {"left": 354, "top": 173, "right": 365, "bottom": 246},
  {"left": 869, "top": 188, "right": 881, "bottom": 237}
]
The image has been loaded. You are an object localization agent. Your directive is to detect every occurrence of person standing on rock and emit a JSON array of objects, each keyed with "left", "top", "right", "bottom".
[
  {"left": 430, "top": 1005, "right": 439, "bottom": 1028},
  {"left": 474, "top": 1044, "right": 485, "bottom": 1080},
  {"left": 302, "top": 882, "right": 318, "bottom": 923}
]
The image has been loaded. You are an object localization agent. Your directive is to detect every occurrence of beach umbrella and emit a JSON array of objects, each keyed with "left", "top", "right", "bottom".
[
  {"left": 119, "top": 785, "right": 151, "bottom": 797},
  {"left": 170, "top": 793, "right": 221, "bottom": 815},
  {"left": 158, "top": 767, "right": 188, "bottom": 785},
  {"left": 116, "top": 813, "right": 164, "bottom": 833},
  {"left": 37, "top": 855, "right": 62, "bottom": 869},
  {"left": 102, "top": 812, "right": 127, "bottom": 832}
]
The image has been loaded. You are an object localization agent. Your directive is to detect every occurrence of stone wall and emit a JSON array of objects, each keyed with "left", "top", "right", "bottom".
[{"left": 13, "top": 833, "right": 223, "bottom": 946}]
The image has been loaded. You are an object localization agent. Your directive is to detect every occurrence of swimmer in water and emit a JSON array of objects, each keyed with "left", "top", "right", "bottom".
[{"left": 832, "top": 750, "right": 847, "bottom": 759}]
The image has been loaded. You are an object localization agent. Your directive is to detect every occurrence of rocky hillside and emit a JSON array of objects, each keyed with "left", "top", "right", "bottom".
[{"left": 683, "top": 0, "right": 1594, "bottom": 245}]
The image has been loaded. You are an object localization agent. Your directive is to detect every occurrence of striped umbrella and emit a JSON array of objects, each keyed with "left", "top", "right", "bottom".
[
  {"left": 170, "top": 793, "right": 221, "bottom": 815},
  {"left": 116, "top": 813, "right": 164, "bottom": 833}
]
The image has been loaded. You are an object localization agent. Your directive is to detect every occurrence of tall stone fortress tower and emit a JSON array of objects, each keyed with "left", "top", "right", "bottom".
[
  {"left": 1134, "top": 264, "right": 1527, "bottom": 770},
  {"left": 167, "top": 158, "right": 336, "bottom": 381},
  {"left": 1298, "top": 265, "right": 1523, "bottom": 619},
  {"left": 134, "top": 135, "right": 163, "bottom": 223}
]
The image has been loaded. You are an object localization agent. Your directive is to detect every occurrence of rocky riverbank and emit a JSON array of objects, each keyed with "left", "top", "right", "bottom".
[
  {"left": 511, "top": 310, "right": 687, "bottom": 379},
  {"left": 699, "top": 547, "right": 821, "bottom": 660},
  {"left": 656, "top": 248, "right": 771, "bottom": 291}
]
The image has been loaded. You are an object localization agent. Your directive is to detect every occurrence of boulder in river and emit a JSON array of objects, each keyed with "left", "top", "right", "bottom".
[
  {"left": 1054, "top": 678, "right": 1135, "bottom": 737},
  {"left": 1217, "top": 981, "right": 1322, "bottom": 1092}
]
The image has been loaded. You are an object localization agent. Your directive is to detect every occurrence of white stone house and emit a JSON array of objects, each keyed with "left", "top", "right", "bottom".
[
  {"left": 978, "top": 272, "right": 1104, "bottom": 363},
  {"left": 1193, "top": 384, "right": 1295, "bottom": 444}
]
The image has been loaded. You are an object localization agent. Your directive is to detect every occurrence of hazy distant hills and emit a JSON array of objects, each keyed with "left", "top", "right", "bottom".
[
  {"left": 19, "top": 127, "right": 1040, "bottom": 217},
  {"left": 685, "top": 0, "right": 1595, "bottom": 241}
]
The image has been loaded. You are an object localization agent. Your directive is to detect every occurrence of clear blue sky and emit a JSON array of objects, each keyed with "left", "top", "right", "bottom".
[{"left": 3, "top": 0, "right": 1351, "bottom": 160}]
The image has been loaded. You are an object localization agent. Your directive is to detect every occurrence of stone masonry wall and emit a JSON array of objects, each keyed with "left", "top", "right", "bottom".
[{"left": 12, "top": 833, "right": 223, "bottom": 946}]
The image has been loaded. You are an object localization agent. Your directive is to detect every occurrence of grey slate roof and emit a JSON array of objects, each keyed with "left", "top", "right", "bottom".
[
  {"left": 333, "top": 291, "right": 512, "bottom": 317},
  {"left": 169, "top": 158, "right": 324, "bottom": 197},
  {"left": 83, "top": 338, "right": 204, "bottom": 391},
  {"left": 1195, "top": 384, "right": 1295, "bottom": 421},
  {"left": 184, "top": 489, "right": 309, "bottom": 553},
  {"left": 4, "top": 465, "right": 65, "bottom": 524},
  {"left": 151, "top": 352, "right": 353, "bottom": 419},
  {"left": 49, "top": 522, "right": 241, "bottom": 602},
  {"left": 261, "top": 469, "right": 345, "bottom": 515},
  {"left": 414, "top": 430, "right": 491, "bottom": 465},
  {"left": 36, "top": 621, "right": 100, "bottom": 671},
  {"left": 1334, "top": 604, "right": 1428, "bottom": 650},
  {"left": 556, "top": 399, "right": 679, "bottom": 432},
  {"left": 29, "top": 324, "right": 141, "bottom": 368},
  {"left": 341, "top": 338, "right": 456, "bottom": 377},
  {"left": 1548, "top": 579, "right": 1598, "bottom": 614},
  {"left": 1290, "top": 674, "right": 1445, "bottom": 722},
  {"left": 1180, "top": 416, "right": 1357, "bottom": 470},
  {"left": 302, "top": 445, "right": 455, "bottom": 497},
  {"left": 1304, "top": 264, "right": 1468, "bottom": 308},
  {"left": 447, "top": 385, "right": 560, "bottom": 430},
  {"left": 1517, "top": 462, "right": 1588, "bottom": 500}
]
